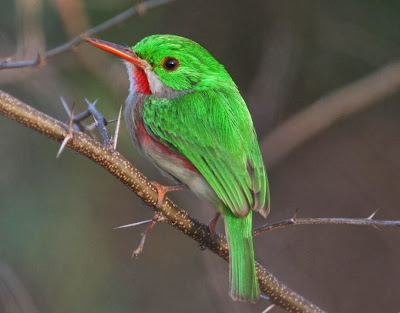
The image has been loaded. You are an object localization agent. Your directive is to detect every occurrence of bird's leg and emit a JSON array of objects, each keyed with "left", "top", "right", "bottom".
[
  {"left": 132, "top": 211, "right": 166, "bottom": 258},
  {"left": 151, "top": 182, "right": 186, "bottom": 208},
  {"left": 197, "top": 212, "right": 220, "bottom": 250},
  {"left": 207, "top": 212, "right": 221, "bottom": 238}
]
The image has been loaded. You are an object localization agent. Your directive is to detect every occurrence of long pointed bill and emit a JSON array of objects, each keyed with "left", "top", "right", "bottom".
[{"left": 86, "top": 38, "right": 147, "bottom": 68}]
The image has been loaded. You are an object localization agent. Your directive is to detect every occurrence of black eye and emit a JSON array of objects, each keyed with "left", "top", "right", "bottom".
[{"left": 162, "top": 57, "right": 179, "bottom": 71}]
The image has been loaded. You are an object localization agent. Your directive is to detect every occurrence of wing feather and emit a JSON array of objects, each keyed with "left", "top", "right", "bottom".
[{"left": 143, "top": 88, "right": 269, "bottom": 217}]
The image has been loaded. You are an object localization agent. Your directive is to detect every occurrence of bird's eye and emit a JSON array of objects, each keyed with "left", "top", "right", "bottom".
[{"left": 162, "top": 57, "right": 179, "bottom": 72}]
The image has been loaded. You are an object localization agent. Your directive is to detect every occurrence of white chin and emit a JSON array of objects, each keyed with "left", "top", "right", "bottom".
[{"left": 143, "top": 69, "right": 165, "bottom": 95}]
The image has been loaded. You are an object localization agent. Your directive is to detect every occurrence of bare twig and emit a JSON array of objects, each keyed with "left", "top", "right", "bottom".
[
  {"left": 132, "top": 212, "right": 167, "bottom": 258},
  {"left": 262, "top": 59, "right": 400, "bottom": 166},
  {"left": 60, "top": 96, "right": 72, "bottom": 117},
  {"left": 49, "top": 0, "right": 129, "bottom": 96},
  {"left": 0, "top": 90, "right": 326, "bottom": 313},
  {"left": 0, "top": 0, "right": 175, "bottom": 70},
  {"left": 253, "top": 214, "right": 400, "bottom": 236}
]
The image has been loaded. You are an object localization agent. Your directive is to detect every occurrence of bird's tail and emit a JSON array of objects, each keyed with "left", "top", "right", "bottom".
[{"left": 223, "top": 208, "right": 259, "bottom": 302}]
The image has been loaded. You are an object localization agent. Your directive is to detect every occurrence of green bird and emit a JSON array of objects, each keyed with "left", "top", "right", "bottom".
[{"left": 87, "top": 35, "right": 270, "bottom": 302}]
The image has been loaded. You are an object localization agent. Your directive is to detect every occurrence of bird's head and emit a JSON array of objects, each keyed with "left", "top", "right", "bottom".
[{"left": 86, "top": 34, "right": 234, "bottom": 98}]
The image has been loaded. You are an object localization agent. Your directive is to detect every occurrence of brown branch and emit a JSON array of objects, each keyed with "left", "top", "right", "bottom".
[
  {"left": 262, "top": 59, "right": 400, "bottom": 166},
  {"left": 0, "top": 90, "right": 326, "bottom": 313},
  {"left": 0, "top": 0, "right": 174, "bottom": 70},
  {"left": 253, "top": 215, "right": 400, "bottom": 236}
]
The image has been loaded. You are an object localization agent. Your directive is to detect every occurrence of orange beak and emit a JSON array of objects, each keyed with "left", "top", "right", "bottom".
[{"left": 86, "top": 38, "right": 147, "bottom": 68}]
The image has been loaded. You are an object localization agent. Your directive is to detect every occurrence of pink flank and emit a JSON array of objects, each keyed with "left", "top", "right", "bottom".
[{"left": 136, "top": 119, "right": 199, "bottom": 173}]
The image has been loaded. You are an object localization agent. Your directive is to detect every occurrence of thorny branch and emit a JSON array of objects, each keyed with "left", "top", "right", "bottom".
[
  {"left": 59, "top": 97, "right": 123, "bottom": 149},
  {"left": 0, "top": 0, "right": 175, "bottom": 70},
  {"left": 253, "top": 210, "right": 400, "bottom": 236},
  {"left": 0, "top": 90, "right": 327, "bottom": 313}
]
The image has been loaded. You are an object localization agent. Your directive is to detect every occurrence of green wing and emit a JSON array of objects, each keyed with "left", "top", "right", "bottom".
[{"left": 143, "top": 88, "right": 270, "bottom": 218}]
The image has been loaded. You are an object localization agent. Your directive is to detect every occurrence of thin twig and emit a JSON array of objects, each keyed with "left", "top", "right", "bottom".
[
  {"left": 0, "top": 0, "right": 175, "bottom": 70},
  {"left": 132, "top": 212, "right": 166, "bottom": 258},
  {"left": 253, "top": 215, "right": 400, "bottom": 236},
  {"left": 60, "top": 96, "right": 72, "bottom": 117},
  {"left": 0, "top": 90, "right": 326, "bottom": 313}
]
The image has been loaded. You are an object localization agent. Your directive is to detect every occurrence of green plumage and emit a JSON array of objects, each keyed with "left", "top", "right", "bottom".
[
  {"left": 138, "top": 37, "right": 270, "bottom": 299},
  {"left": 143, "top": 87, "right": 268, "bottom": 218},
  {"left": 224, "top": 209, "right": 259, "bottom": 302},
  {"left": 136, "top": 35, "right": 270, "bottom": 302},
  {"left": 92, "top": 34, "right": 270, "bottom": 302},
  {"left": 133, "top": 35, "right": 270, "bottom": 301}
]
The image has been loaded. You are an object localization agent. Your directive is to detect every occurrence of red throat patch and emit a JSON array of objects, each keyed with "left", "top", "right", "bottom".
[{"left": 133, "top": 67, "right": 151, "bottom": 94}]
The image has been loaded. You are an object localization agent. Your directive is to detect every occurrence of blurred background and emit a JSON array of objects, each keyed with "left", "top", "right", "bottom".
[{"left": 1, "top": 0, "right": 400, "bottom": 312}]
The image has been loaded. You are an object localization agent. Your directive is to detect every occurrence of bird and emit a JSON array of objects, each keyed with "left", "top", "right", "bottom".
[{"left": 86, "top": 34, "right": 270, "bottom": 302}]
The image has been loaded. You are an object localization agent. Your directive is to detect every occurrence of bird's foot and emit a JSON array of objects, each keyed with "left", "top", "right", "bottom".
[
  {"left": 132, "top": 212, "right": 167, "bottom": 258},
  {"left": 207, "top": 212, "right": 221, "bottom": 238},
  {"left": 151, "top": 182, "right": 186, "bottom": 208}
]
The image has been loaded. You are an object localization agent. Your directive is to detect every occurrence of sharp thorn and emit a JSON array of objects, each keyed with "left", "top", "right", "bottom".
[
  {"left": 113, "top": 105, "right": 123, "bottom": 150},
  {"left": 108, "top": 117, "right": 125, "bottom": 124},
  {"left": 262, "top": 304, "right": 276, "bottom": 313},
  {"left": 57, "top": 103, "right": 75, "bottom": 159},
  {"left": 372, "top": 224, "right": 381, "bottom": 231},
  {"left": 3, "top": 56, "right": 13, "bottom": 63},
  {"left": 260, "top": 294, "right": 271, "bottom": 301},
  {"left": 367, "top": 208, "right": 380, "bottom": 220},
  {"left": 69, "top": 103, "right": 75, "bottom": 129},
  {"left": 92, "top": 115, "right": 98, "bottom": 125},
  {"left": 36, "top": 53, "right": 44, "bottom": 66},
  {"left": 113, "top": 219, "right": 153, "bottom": 229},
  {"left": 85, "top": 98, "right": 99, "bottom": 108},
  {"left": 56, "top": 135, "right": 70, "bottom": 158},
  {"left": 293, "top": 208, "right": 299, "bottom": 220},
  {"left": 60, "top": 96, "right": 72, "bottom": 117}
]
